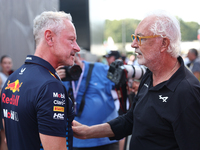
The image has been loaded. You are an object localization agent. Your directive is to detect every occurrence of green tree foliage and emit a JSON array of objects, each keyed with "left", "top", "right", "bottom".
[
  {"left": 179, "top": 18, "right": 200, "bottom": 41},
  {"left": 104, "top": 19, "right": 140, "bottom": 43},
  {"left": 104, "top": 18, "right": 200, "bottom": 43}
]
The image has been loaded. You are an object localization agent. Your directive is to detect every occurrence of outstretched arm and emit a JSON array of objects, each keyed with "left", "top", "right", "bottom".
[{"left": 72, "top": 120, "right": 115, "bottom": 139}]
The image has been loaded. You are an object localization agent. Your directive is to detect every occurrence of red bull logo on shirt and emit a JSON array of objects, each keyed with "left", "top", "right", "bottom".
[{"left": 5, "top": 79, "right": 23, "bottom": 93}]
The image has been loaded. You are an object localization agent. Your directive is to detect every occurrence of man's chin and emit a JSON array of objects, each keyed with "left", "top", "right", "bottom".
[
  {"left": 137, "top": 59, "right": 145, "bottom": 66},
  {"left": 69, "top": 61, "right": 75, "bottom": 66},
  {"left": 62, "top": 61, "right": 74, "bottom": 67}
]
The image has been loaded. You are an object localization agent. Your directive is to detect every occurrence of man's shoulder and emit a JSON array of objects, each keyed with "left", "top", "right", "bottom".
[
  {"left": 177, "top": 68, "right": 200, "bottom": 91},
  {"left": 9, "top": 64, "right": 61, "bottom": 90},
  {"left": 193, "top": 58, "right": 200, "bottom": 64},
  {"left": 0, "top": 72, "right": 6, "bottom": 78},
  {"left": 191, "top": 58, "right": 200, "bottom": 71}
]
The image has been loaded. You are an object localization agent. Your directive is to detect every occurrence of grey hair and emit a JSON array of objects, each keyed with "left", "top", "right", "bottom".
[
  {"left": 33, "top": 11, "right": 72, "bottom": 46},
  {"left": 145, "top": 10, "right": 181, "bottom": 57}
]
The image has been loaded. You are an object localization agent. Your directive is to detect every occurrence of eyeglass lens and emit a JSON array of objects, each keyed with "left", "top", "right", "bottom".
[
  {"left": 132, "top": 35, "right": 139, "bottom": 41},
  {"left": 132, "top": 35, "right": 140, "bottom": 41}
]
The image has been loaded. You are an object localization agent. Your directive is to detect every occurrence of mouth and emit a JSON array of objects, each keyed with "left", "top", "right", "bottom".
[
  {"left": 70, "top": 53, "right": 76, "bottom": 60},
  {"left": 135, "top": 50, "right": 142, "bottom": 56}
]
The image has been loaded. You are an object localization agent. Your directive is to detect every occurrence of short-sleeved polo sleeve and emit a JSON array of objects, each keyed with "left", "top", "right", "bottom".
[{"left": 36, "top": 81, "right": 67, "bottom": 137}]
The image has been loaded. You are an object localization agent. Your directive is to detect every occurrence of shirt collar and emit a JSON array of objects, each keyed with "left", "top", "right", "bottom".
[
  {"left": 149, "top": 56, "right": 186, "bottom": 92},
  {"left": 25, "top": 55, "right": 60, "bottom": 80},
  {"left": 165, "top": 56, "right": 186, "bottom": 91}
]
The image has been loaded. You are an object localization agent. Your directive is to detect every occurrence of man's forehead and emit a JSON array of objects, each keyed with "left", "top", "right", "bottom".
[
  {"left": 135, "top": 16, "right": 156, "bottom": 35},
  {"left": 62, "top": 20, "right": 77, "bottom": 35}
]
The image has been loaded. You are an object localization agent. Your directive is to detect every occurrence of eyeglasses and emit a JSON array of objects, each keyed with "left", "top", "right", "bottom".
[{"left": 131, "top": 34, "right": 163, "bottom": 45}]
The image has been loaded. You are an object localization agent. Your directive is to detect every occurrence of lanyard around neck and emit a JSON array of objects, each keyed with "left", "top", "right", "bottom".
[{"left": 71, "top": 63, "right": 85, "bottom": 100}]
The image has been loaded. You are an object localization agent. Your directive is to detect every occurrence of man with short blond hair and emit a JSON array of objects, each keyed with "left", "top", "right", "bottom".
[{"left": 1, "top": 11, "right": 80, "bottom": 150}]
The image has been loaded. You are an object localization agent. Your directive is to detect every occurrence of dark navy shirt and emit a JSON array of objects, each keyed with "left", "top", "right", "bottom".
[
  {"left": 108, "top": 56, "right": 200, "bottom": 150},
  {"left": 1, "top": 55, "right": 74, "bottom": 150}
]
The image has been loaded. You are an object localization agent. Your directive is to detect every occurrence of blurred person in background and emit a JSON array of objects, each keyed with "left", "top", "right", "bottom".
[
  {"left": 0, "top": 55, "right": 13, "bottom": 89},
  {"left": 0, "top": 76, "right": 7, "bottom": 150},
  {"left": 186, "top": 48, "right": 200, "bottom": 80},
  {"left": 104, "top": 51, "right": 140, "bottom": 112},
  {"left": 127, "top": 54, "right": 140, "bottom": 66},
  {"left": 104, "top": 50, "right": 140, "bottom": 150},
  {"left": 104, "top": 50, "right": 121, "bottom": 66},
  {"left": 103, "top": 50, "right": 129, "bottom": 115},
  {"left": 0, "top": 55, "right": 13, "bottom": 150},
  {"left": 57, "top": 53, "right": 119, "bottom": 150},
  {"left": 126, "top": 54, "right": 142, "bottom": 94}
]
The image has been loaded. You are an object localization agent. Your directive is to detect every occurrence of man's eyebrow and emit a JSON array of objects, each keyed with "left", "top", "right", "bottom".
[
  {"left": 136, "top": 33, "right": 144, "bottom": 36},
  {"left": 68, "top": 35, "right": 76, "bottom": 39}
]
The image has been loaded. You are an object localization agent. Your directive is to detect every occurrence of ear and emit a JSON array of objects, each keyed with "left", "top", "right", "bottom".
[
  {"left": 161, "top": 38, "right": 170, "bottom": 52},
  {"left": 44, "top": 30, "right": 54, "bottom": 47}
]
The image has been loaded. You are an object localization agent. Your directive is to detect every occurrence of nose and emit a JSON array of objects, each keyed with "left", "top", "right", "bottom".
[
  {"left": 74, "top": 42, "right": 81, "bottom": 52},
  {"left": 131, "top": 38, "right": 139, "bottom": 48}
]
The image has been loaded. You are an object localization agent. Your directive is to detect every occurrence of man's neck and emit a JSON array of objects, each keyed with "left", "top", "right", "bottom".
[
  {"left": 34, "top": 44, "right": 58, "bottom": 69},
  {"left": 152, "top": 57, "right": 179, "bottom": 86}
]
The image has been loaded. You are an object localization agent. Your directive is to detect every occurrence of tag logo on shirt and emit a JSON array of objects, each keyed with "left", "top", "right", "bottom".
[
  {"left": 19, "top": 68, "right": 26, "bottom": 75},
  {"left": 53, "top": 106, "right": 64, "bottom": 112},
  {"left": 26, "top": 57, "right": 32, "bottom": 60},
  {"left": 159, "top": 95, "right": 168, "bottom": 102},
  {"left": 144, "top": 83, "right": 148, "bottom": 88},
  {"left": 5, "top": 79, "right": 23, "bottom": 93}
]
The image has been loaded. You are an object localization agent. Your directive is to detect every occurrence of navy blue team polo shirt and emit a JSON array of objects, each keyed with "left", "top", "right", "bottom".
[
  {"left": 1, "top": 55, "right": 74, "bottom": 150},
  {"left": 108, "top": 56, "right": 200, "bottom": 150}
]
